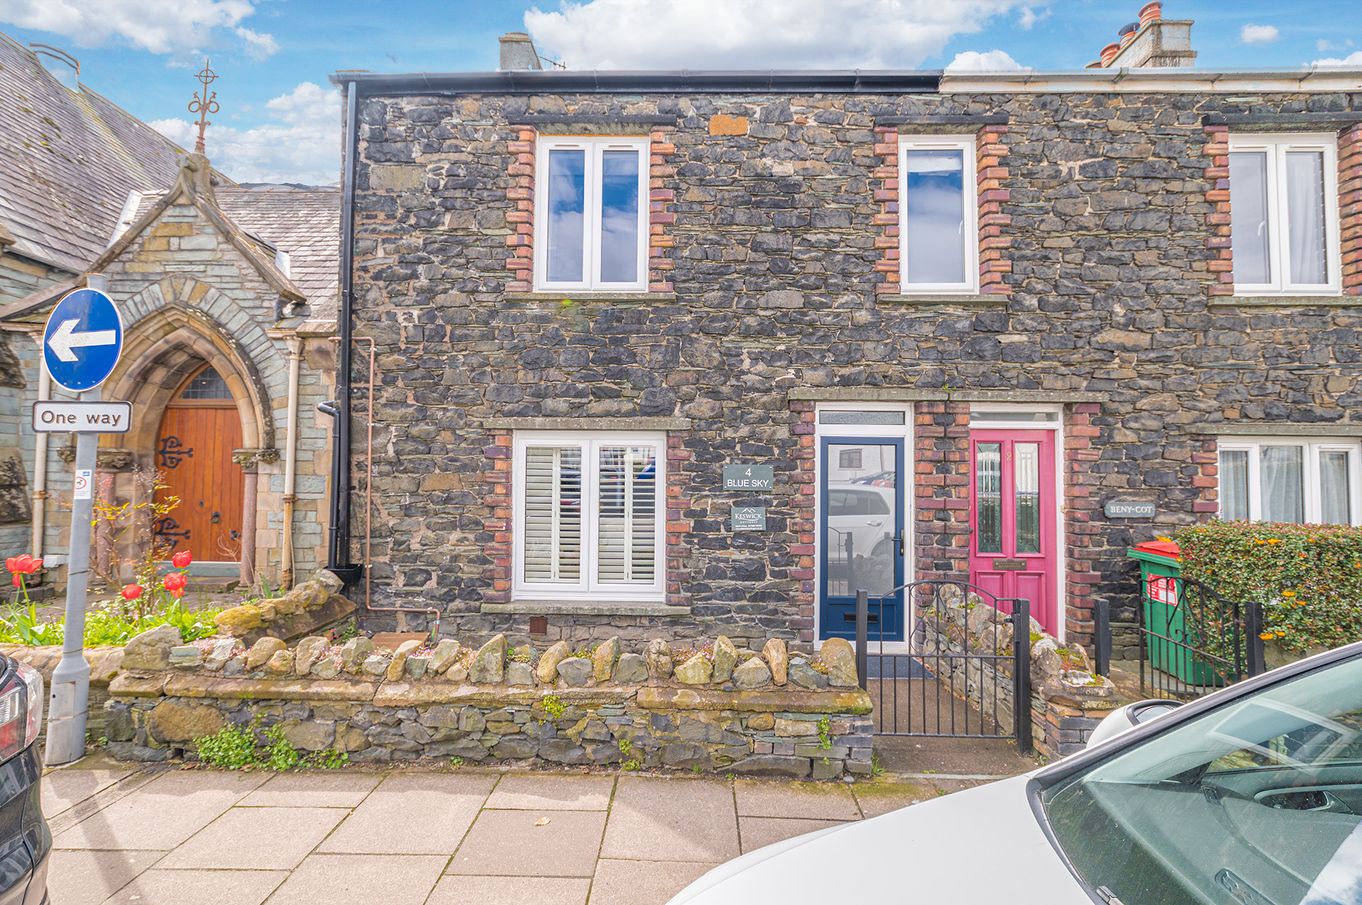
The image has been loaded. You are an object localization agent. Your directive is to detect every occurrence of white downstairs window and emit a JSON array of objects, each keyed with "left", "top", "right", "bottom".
[
  {"left": 534, "top": 136, "right": 649, "bottom": 292},
  {"left": 513, "top": 432, "right": 664, "bottom": 601},
  {"left": 1228, "top": 134, "right": 1342, "bottom": 296},
  {"left": 1218, "top": 438, "right": 1361, "bottom": 525},
  {"left": 899, "top": 134, "right": 979, "bottom": 294}
]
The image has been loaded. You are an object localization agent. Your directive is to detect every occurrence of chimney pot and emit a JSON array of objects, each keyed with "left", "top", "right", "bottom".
[
  {"left": 1139, "top": 2, "right": 1163, "bottom": 27},
  {"left": 1100, "top": 42, "right": 1122, "bottom": 66}
]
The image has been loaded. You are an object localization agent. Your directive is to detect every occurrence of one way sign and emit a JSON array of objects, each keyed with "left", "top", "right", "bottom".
[{"left": 43, "top": 287, "right": 123, "bottom": 392}]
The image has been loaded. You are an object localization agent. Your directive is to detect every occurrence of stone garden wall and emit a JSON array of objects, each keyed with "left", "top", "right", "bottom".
[
  {"left": 916, "top": 591, "right": 1122, "bottom": 759},
  {"left": 101, "top": 627, "right": 873, "bottom": 779}
]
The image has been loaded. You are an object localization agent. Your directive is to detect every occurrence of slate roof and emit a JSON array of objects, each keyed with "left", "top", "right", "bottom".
[
  {"left": 0, "top": 33, "right": 232, "bottom": 273},
  {"left": 123, "top": 185, "right": 340, "bottom": 318}
]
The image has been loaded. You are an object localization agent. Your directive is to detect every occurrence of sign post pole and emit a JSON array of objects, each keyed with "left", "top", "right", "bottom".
[{"left": 44, "top": 274, "right": 123, "bottom": 767}]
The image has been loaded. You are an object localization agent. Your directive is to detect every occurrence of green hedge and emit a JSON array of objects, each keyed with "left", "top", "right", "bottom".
[{"left": 1175, "top": 521, "right": 1362, "bottom": 653}]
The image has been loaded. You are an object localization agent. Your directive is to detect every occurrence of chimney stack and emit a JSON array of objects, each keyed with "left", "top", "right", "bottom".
[
  {"left": 499, "top": 33, "right": 543, "bottom": 71},
  {"left": 1095, "top": 3, "right": 1195, "bottom": 69}
]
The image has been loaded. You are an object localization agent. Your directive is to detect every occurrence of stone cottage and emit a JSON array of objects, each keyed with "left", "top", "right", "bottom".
[
  {"left": 331, "top": 14, "right": 1362, "bottom": 656},
  {"left": 0, "top": 35, "right": 339, "bottom": 590}
]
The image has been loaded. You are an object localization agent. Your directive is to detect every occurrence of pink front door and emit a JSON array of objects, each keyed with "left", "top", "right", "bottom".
[{"left": 968, "top": 430, "right": 1059, "bottom": 634}]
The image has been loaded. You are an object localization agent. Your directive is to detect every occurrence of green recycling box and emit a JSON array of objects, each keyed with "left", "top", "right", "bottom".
[{"left": 1128, "top": 541, "right": 1225, "bottom": 687}]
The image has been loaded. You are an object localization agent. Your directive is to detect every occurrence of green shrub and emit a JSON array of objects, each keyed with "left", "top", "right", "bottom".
[
  {"left": 195, "top": 723, "right": 258, "bottom": 770},
  {"left": 0, "top": 600, "right": 222, "bottom": 647},
  {"left": 1175, "top": 521, "right": 1362, "bottom": 653},
  {"left": 195, "top": 721, "right": 348, "bottom": 772}
]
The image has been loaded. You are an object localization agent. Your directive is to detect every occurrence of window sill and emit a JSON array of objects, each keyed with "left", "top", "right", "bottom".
[
  {"left": 878, "top": 293, "right": 1006, "bottom": 306},
  {"left": 1212, "top": 295, "right": 1358, "bottom": 307},
  {"left": 483, "top": 601, "right": 691, "bottom": 618},
  {"left": 507, "top": 291, "right": 678, "bottom": 303}
]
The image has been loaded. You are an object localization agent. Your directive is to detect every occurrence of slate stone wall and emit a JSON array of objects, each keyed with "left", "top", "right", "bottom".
[{"left": 351, "top": 88, "right": 1362, "bottom": 654}]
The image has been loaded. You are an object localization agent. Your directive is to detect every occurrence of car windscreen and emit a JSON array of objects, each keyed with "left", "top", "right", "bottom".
[{"left": 1039, "top": 657, "right": 1362, "bottom": 905}]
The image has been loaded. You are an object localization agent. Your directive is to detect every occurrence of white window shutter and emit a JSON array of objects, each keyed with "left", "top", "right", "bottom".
[
  {"left": 522, "top": 445, "right": 582, "bottom": 582},
  {"left": 596, "top": 445, "right": 657, "bottom": 585}
]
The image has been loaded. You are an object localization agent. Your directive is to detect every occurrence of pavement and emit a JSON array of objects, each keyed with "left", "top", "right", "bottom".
[{"left": 40, "top": 751, "right": 1031, "bottom": 905}]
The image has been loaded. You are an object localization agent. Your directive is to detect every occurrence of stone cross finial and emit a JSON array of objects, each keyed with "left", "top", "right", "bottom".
[{"left": 188, "top": 58, "right": 219, "bottom": 155}]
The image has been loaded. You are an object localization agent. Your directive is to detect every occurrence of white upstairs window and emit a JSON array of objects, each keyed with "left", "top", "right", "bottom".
[
  {"left": 1218, "top": 439, "right": 1361, "bottom": 525},
  {"left": 1228, "top": 134, "right": 1341, "bottom": 296},
  {"left": 534, "top": 137, "right": 648, "bottom": 291},
  {"left": 514, "top": 432, "right": 664, "bottom": 601},
  {"left": 899, "top": 135, "right": 979, "bottom": 294}
]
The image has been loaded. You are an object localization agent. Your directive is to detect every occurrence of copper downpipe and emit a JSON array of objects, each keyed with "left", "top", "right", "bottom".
[{"left": 356, "top": 336, "right": 441, "bottom": 640}]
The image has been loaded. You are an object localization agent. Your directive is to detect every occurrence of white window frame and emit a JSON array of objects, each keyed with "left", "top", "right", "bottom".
[
  {"left": 512, "top": 431, "right": 665, "bottom": 601},
  {"left": 898, "top": 134, "right": 979, "bottom": 295},
  {"left": 1216, "top": 437, "right": 1362, "bottom": 525},
  {"left": 533, "top": 136, "right": 650, "bottom": 292},
  {"left": 1228, "top": 133, "right": 1342, "bottom": 297}
]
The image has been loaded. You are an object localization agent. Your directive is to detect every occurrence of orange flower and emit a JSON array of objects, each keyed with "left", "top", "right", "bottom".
[
  {"left": 1266, "top": 538, "right": 1283, "bottom": 545},
  {"left": 1259, "top": 632, "right": 1274, "bottom": 640}
]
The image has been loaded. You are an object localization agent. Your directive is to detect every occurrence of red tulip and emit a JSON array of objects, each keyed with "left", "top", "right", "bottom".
[
  {"left": 162, "top": 572, "right": 188, "bottom": 592},
  {"left": 5, "top": 554, "right": 40, "bottom": 576},
  {"left": 4, "top": 557, "right": 17, "bottom": 574},
  {"left": 121, "top": 584, "right": 144, "bottom": 601},
  {"left": 171, "top": 550, "right": 193, "bottom": 569}
]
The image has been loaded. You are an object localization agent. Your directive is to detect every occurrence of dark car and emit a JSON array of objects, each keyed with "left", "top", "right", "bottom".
[{"left": 0, "top": 655, "right": 49, "bottom": 905}]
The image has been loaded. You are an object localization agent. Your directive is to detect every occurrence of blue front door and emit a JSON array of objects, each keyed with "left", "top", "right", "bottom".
[{"left": 819, "top": 437, "right": 905, "bottom": 641}]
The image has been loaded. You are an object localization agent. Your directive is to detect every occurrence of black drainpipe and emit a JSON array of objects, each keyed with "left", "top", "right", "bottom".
[{"left": 323, "top": 78, "right": 362, "bottom": 585}]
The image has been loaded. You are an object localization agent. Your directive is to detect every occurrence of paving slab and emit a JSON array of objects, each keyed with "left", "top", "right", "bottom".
[
  {"left": 588, "top": 858, "right": 716, "bottom": 905},
  {"left": 318, "top": 772, "right": 495, "bottom": 855},
  {"left": 41, "top": 767, "right": 134, "bottom": 818},
  {"left": 53, "top": 769, "right": 266, "bottom": 850},
  {"left": 873, "top": 734, "right": 1037, "bottom": 775},
  {"left": 851, "top": 780, "right": 942, "bottom": 818},
  {"left": 427, "top": 875, "right": 591, "bottom": 905},
  {"left": 733, "top": 779, "right": 861, "bottom": 820},
  {"left": 448, "top": 809, "right": 606, "bottom": 877},
  {"left": 485, "top": 773, "right": 615, "bottom": 811},
  {"left": 100, "top": 868, "right": 286, "bottom": 905},
  {"left": 156, "top": 805, "right": 348, "bottom": 870},
  {"left": 601, "top": 775, "right": 739, "bottom": 863},
  {"left": 738, "top": 815, "right": 848, "bottom": 853},
  {"left": 44, "top": 849, "right": 162, "bottom": 905},
  {"left": 239, "top": 771, "right": 383, "bottom": 808},
  {"left": 265, "top": 853, "right": 447, "bottom": 905}
]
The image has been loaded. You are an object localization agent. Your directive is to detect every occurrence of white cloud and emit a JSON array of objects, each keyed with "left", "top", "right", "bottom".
[
  {"left": 0, "top": 0, "right": 277, "bottom": 58},
  {"left": 153, "top": 81, "right": 341, "bottom": 185},
  {"left": 945, "top": 49, "right": 1027, "bottom": 71},
  {"left": 1312, "top": 50, "right": 1362, "bottom": 68},
  {"left": 1240, "top": 24, "right": 1280, "bottom": 45},
  {"left": 1017, "top": 5, "right": 1048, "bottom": 30},
  {"left": 525, "top": 0, "right": 1027, "bottom": 69}
]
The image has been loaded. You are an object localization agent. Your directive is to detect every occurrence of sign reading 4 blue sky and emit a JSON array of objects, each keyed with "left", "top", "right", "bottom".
[{"left": 43, "top": 288, "right": 124, "bottom": 393}]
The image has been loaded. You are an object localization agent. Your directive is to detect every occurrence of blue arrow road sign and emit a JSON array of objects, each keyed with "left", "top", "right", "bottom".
[{"left": 43, "top": 288, "right": 123, "bottom": 393}]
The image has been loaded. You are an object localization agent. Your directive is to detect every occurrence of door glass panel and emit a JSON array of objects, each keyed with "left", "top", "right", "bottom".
[
  {"left": 825, "top": 444, "right": 897, "bottom": 597},
  {"left": 975, "top": 442, "right": 1002, "bottom": 554},
  {"left": 1320, "top": 450, "right": 1352, "bottom": 525},
  {"left": 1219, "top": 449, "right": 1250, "bottom": 521},
  {"left": 819, "top": 410, "right": 906, "bottom": 425},
  {"left": 599, "top": 149, "right": 640, "bottom": 283},
  {"left": 1229, "top": 151, "right": 1271, "bottom": 285},
  {"left": 1285, "top": 150, "right": 1328, "bottom": 285},
  {"left": 1014, "top": 442, "right": 1041, "bottom": 554},
  {"left": 1260, "top": 445, "right": 1305, "bottom": 523},
  {"left": 904, "top": 148, "right": 966, "bottom": 285},
  {"left": 546, "top": 148, "right": 585, "bottom": 283}
]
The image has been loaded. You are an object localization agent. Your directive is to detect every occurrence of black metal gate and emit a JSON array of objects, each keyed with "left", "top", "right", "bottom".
[
  {"left": 1136, "top": 575, "right": 1266, "bottom": 700},
  {"left": 854, "top": 580, "right": 1032, "bottom": 752}
]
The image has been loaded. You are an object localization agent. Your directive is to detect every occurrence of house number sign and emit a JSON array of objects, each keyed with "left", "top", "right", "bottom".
[{"left": 723, "top": 464, "right": 773, "bottom": 491}]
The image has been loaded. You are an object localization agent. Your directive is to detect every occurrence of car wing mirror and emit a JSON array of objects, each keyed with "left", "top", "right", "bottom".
[{"left": 1086, "top": 699, "right": 1184, "bottom": 750}]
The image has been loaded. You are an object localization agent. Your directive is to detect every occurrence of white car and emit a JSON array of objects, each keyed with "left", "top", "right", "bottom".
[{"left": 669, "top": 641, "right": 1362, "bottom": 905}]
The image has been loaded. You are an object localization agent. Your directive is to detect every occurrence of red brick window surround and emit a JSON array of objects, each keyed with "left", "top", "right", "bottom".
[
  {"left": 505, "top": 127, "right": 676, "bottom": 293},
  {"left": 1208, "top": 125, "right": 1360, "bottom": 298},
  {"left": 874, "top": 126, "right": 1011, "bottom": 296}
]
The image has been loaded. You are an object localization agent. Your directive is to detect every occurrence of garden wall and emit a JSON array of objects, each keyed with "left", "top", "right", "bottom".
[
  {"left": 915, "top": 592, "right": 1122, "bottom": 759},
  {"left": 101, "top": 628, "right": 874, "bottom": 779}
]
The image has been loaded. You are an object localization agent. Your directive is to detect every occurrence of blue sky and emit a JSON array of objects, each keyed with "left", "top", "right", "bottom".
[{"left": 1, "top": 0, "right": 1358, "bottom": 184}]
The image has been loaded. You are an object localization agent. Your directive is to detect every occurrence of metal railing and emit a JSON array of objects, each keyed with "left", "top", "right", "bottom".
[
  {"left": 1134, "top": 576, "right": 1265, "bottom": 700},
  {"left": 854, "top": 581, "right": 1032, "bottom": 753}
]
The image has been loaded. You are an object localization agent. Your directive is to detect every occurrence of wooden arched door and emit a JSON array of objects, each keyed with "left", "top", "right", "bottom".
[{"left": 153, "top": 364, "right": 244, "bottom": 562}]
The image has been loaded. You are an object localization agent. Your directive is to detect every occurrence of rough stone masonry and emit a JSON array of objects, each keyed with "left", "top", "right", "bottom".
[{"left": 345, "top": 75, "right": 1362, "bottom": 655}]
